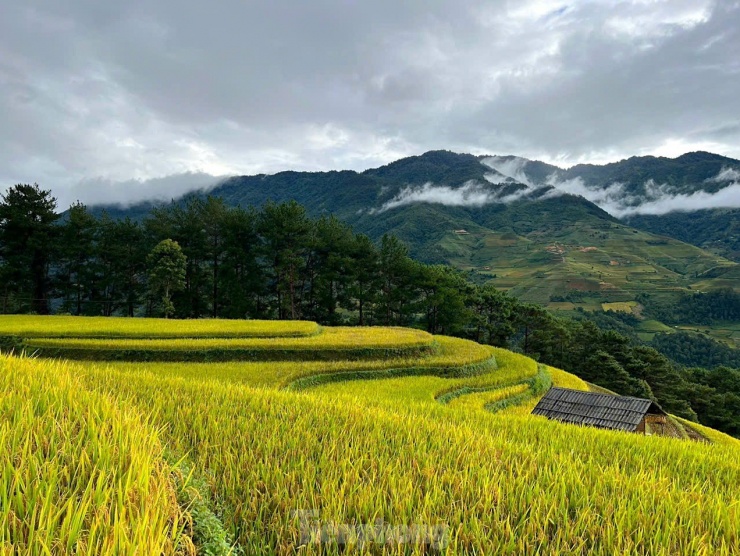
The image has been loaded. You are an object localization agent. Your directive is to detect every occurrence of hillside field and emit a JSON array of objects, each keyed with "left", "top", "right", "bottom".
[{"left": 1, "top": 316, "right": 738, "bottom": 555}]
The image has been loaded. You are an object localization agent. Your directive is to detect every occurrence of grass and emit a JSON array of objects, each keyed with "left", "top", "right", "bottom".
[{"left": 0, "top": 314, "right": 319, "bottom": 339}]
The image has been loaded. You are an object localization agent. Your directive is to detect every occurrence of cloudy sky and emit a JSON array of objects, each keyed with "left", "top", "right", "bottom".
[{"left": 2, "top": 0, "right": 739, "bottom": 207}]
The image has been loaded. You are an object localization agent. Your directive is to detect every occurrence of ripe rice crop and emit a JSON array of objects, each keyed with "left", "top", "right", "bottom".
[
  {"left": 432, "top": 348, "right": 539, "bottom": 403},
  {"left": 25, "top": 326, "right": 433, "bottom": 351},
  {"left": 670, "top": 416, "right": 740, "bottom": 447},
  {"left": 311, "top": 347, "right": 536, "bottom": 409},
  {"left": 0, "top": 314, "right": 319, "bottom": 339},
  {"left": 0, "top": 355, "right": 189, "bottom": 554},
  {"left": 447, "top": 383, "right": 530, "bottom": 411},
  {"left": 66, "top": 336, "right": 492, "bottom": 389},
  {"left": 75, "top": 360, "right": 740, "bottom": 555},
  {"left": 26, "top": 326, "right": 432, "bottom": 351},
  {"left": 2, "top": 315, "right": 738, "bottom": 555},
  {"left": 548, "top": 366, "right": 590, "bottom": 390},
  {"left": 23, "top": 327, "right": 436, "bottom": 361}
]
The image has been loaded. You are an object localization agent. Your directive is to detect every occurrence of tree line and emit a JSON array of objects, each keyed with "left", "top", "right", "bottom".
[
  {"left": 1, "top": 184, "right": 738, "bottom": 436},
  {"left": 638, "top": 288, "right": 740, "bottom": 325}
]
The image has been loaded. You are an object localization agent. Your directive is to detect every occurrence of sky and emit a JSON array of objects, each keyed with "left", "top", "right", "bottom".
[{"left": 2, "top": 0, "right": 740, "bottom": 208}]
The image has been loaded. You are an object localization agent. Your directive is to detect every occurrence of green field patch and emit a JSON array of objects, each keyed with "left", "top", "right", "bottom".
[
  {"left": 602, "top": 301, "right": 637, "bottom": 313},
  {"left": 547, "top": 302, "right": 577, "bottom": 310},
  {"left": 638, "top": 320, "right": 674, "bottom": 333}
]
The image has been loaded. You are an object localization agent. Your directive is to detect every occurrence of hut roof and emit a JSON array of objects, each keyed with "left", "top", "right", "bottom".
[{"left": 531, "top": 387, "right": 666, "bottom": 432}]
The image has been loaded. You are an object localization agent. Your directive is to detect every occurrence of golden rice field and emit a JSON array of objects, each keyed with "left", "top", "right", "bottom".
[
  {"left": 20, "top": 326, "right": 437, "bottom": 361},
  {"left": 72, "top": 336, "right": 495, "bottom": 389},
  {"left": 0, "top": 314, "right": 320, "bottom": 338},
  {"left": 0, "top": 356, "right": 189, "bottom": 554},
  {"left": 23, "top": 326, "right": 432, "bottom": 352},
  {"left": 1, "top": 315, "right": 739, "bottom": 555}
]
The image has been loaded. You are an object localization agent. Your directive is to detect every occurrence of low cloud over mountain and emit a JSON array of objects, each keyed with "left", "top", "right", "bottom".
[
  {"left": 372, "top": 153, "right": 740, "bottom": 218},
  {"left": 64, "top": 172, "right": 227, "bottom": 208}
]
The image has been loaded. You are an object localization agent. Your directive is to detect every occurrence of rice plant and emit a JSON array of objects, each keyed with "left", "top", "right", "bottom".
[
  {"left": 76, "top": 361, "right": 740, "bottom": 555},
  {"left": 2, "top": 315, "right": 738, "bottom": 555},
  {"left": 0, "top": 314, "right": 319, "bottom": 339},
  {"left": 0, "top": 355, "right": 190, "bottom": 554},
  {"left": 22, "top": 327, "right": 437, "bottom": 361}
]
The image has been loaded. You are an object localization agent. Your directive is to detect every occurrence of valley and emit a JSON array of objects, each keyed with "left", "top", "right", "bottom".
[{"left": 95, "top": 150, "right": 740, "bottom": 347}]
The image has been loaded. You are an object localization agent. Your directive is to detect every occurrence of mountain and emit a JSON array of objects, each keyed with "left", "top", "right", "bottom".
[
  {"left": 626, "top": 209, "right": 740, "bottom": 262},
  {"left": 94, "top": 150, "right": 740, "bottom": 319}
]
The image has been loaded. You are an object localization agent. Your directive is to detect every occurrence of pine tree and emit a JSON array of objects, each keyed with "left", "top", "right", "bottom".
[
  {"left": 147, "top": 239, "right": 187, "bottom": 318},
  {"left": 0, "top": 184, "right": 59, "bottom": 314}
]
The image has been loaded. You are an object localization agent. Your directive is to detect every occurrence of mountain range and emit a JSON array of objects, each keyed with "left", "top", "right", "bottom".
[{"left": 96, "top": 150, "right": 740, "bottom": 329}]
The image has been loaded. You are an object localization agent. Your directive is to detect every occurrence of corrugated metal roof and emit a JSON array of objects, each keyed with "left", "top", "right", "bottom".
[{"left": 531, "top": 387, "right": 666, "bottom": 432}]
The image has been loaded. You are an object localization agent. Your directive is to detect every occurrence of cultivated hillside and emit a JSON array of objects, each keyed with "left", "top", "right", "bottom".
[
  {"left": 1, "top": 315, "right": 738, "bottom": 554},
  {"left": 627, "top": 208, "right": 740, "bottom": 262}
]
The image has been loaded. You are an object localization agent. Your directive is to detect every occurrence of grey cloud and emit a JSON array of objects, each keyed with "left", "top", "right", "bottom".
[
  {"left": 63, "top": 172, "right": 227, "bottom": 209},
  {"left": 2, "top": 0, "right": 740, "bottom": 206}
]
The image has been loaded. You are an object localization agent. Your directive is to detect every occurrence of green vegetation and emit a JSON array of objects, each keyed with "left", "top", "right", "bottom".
[
  {"left": 147, "top": 239, "right": 187, "bottom": 318},
  {"left": 639, "top": 288, "right": 740, "bottom": 326},
  {"left": 627, "top": 208, "right": 740, "bottom": 262},
  {"left": 0, "top": 181, "right": 737, "bottom": 434},
  {"left": 651, "top": 331, "right": 740, "bottom": 368}
]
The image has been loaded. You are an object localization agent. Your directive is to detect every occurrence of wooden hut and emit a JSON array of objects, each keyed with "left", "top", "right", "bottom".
[{"left": 531, "top": 387, "right": 667, "bottom": 434}]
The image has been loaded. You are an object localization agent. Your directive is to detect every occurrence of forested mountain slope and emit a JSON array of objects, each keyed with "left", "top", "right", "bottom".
[{"left": 94, "top": 150, "right": 740, "bottom": 313}]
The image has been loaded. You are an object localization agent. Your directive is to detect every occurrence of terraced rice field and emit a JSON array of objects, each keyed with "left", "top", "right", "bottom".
[
  {"left": 0, "top": 314, "right": 320, "bottom": 338},
  {"left": 1, "top": 316, "right": 739, "bottom": 555},
  {"left": 16, "top": 326, "right": 437, "bottom": 362}
]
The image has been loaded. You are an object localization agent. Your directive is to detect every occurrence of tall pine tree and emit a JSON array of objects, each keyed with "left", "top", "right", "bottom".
[{"left": 0, "top": 184, "right": 59, "bottom": 314}]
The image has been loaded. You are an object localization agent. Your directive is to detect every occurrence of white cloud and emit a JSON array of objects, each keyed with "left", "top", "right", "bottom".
[
  {"left": 375, "top": 173, "right": 547, "bottom": 213},
  {"left": 375, "top": 181, "right": 494, "bottom": 212},
  {"left": 480, "top": 156, "right": 534, "bottom": 186},
  {"left": 543, "top": 174, "right": 740, "bottom": 217},
  {"left": 707, "top": 167, "right": 740, "bottom": 182},
  {"left": 618, "top": 182, "right": 740, "bottom": 216}
]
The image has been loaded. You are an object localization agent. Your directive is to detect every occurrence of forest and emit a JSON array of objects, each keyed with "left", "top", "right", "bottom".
[
  {"left": 1, "top": 183, "right": 738, "bottom": 436},
  {"left": 638, "top": 289, "right": 740, "bottom": 325}
]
